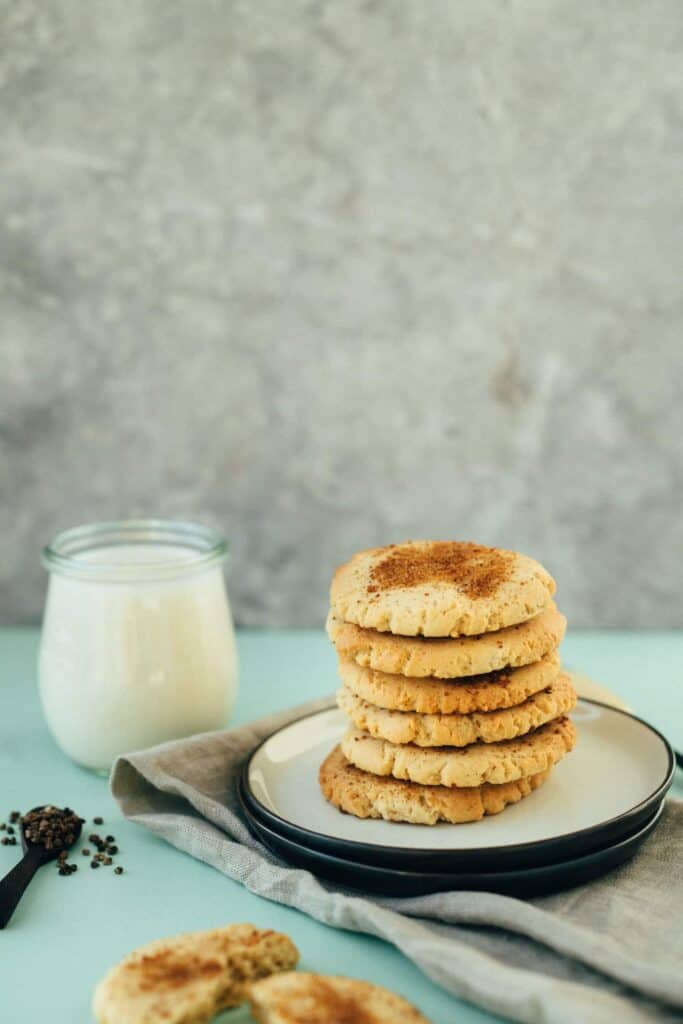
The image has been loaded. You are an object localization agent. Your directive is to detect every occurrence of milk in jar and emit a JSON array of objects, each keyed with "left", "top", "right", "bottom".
[{"left": 39, "top": 522, "right": 238, "bottom": 772}]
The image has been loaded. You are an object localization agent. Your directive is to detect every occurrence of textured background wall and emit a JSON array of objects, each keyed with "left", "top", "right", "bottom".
[{"left": 1, "top": 0, "right": 682, "bottom": 627}]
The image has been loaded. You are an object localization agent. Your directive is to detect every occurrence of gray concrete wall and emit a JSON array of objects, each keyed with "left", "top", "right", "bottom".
[{"left": 1, "top": 1, "right": 682, "bottom": 627}]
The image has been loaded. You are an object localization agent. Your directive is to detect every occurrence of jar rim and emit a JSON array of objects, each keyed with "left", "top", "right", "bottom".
[{"left": 42, "top": 520, "right": 229, "bottom": 581}]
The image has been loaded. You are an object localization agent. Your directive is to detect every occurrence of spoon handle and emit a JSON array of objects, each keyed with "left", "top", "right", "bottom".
[{"left": 0, "top": 846, "right": 44, "bottom": 928}]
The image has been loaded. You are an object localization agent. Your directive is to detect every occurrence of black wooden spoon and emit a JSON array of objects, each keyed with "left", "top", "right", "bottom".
[{"left": 0, "top": 806, "right": 82, "bottom": 928}]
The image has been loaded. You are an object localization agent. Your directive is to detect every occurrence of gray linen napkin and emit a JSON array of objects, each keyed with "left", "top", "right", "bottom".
[{"left": 110, "top": 698, "right": 683, "bottom": 1024}]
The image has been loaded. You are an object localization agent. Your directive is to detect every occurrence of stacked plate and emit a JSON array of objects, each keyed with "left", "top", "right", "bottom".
[{"left": 240, "top": 700, "right": 674, "bottom": 898}]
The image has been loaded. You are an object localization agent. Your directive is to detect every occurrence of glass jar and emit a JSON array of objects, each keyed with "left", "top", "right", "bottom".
[{"left": 39, "top": 520, "right": 239, "bottom": 773}]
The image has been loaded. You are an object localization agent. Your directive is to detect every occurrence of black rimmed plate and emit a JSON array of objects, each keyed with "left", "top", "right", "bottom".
[
  {"left": 242, "top": 701, "right": 674, "bottom": 871},
  {"left": 241, "top": 793, "right": 664, "bottom": 898}
]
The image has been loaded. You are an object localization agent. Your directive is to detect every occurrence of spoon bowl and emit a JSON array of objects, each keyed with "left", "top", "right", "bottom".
[{"left": 20, "top": 804, "right": 83, "bottom": 863}]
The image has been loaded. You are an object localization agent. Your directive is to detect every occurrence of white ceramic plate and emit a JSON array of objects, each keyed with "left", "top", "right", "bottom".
[{"left": 243, "top": 701, "right": 674, "bottom": 869}]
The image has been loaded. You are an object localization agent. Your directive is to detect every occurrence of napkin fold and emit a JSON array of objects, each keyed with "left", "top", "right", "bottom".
[{"left": 111, "top": 698, "right": 682, "bottom": 1024}]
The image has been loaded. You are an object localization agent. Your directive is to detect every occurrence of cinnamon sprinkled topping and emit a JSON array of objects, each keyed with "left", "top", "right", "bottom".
[
  {"left": 368, "top": 542, "right": 514, "bottom": 599},
  {"left": 133, "top": 951, "right": 223, "bottom": 991}
]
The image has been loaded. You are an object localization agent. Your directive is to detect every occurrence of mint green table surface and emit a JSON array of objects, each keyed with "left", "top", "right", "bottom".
[{"left": 1, "top": 628, "right": 681, "bottom": 1024}]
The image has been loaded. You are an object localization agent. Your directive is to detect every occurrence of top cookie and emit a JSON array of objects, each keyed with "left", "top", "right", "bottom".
[{"left": 330, "top": 541, "right": 556, "bottom": 637}]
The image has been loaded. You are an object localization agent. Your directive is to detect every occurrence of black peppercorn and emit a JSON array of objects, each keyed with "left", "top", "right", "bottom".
[
  {"left": 107, "top": 845, "right": 118, "bottom": 855},
  {"left": 6, "top": 826, "right": 14, "bottom": 836},
  {"left": 114, "top": 866, "right": 123, "bottom": 875},
  {"left": 90, "top": 860, "right": 100, "bottom": 869},
  {"left": 93, "top": 817, "right": 103, "bottom": 825}
]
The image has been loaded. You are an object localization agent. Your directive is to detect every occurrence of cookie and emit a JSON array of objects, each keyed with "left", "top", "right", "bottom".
[
  {"left": 319, "top": 746, "right": 550, "bottom": 825},
  {"left": 92, "top": 924, "right": 299, "bottom": 1024},
  {"left": 330, "top": 541, "right": 555, "bottom": 637},
  {"left": 338, "top": 650, "right": 562, "bottom": 714},
  {"left": 327, "top": 605, "right": 566, "bottom": 677},
  {"left": 341, "top": 716, "right": 576, "bottom": 788},
  {"left": 338, "top": 672, "right": 576, "bottom": 747},
  {"left": 249, "top": 971, "right": 430, "bottom": 1023}
]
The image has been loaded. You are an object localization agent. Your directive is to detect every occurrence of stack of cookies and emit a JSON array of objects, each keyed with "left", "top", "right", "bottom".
[{"left": 320, "top": 541, "right": 577, "bottom": 826}]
